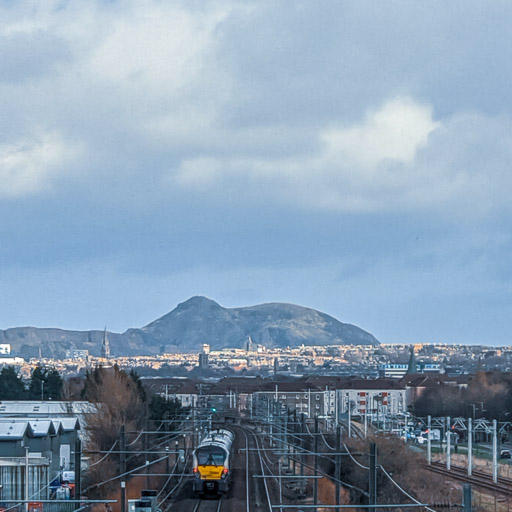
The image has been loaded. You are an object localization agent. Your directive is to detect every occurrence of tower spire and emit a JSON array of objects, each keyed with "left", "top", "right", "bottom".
[
  {"left": 101, "top": 327, "right": 110, "bottom": 359},
  {"left": 406, "top": 345, "right": 417, "bottom": 374}
]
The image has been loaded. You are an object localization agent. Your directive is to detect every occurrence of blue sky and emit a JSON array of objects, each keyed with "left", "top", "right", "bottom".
[{"left": 1, "top": 1, "right": 511, "bottom": 344}]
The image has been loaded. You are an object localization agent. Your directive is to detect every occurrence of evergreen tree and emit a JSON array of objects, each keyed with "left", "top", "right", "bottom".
[
  {"left": 129, "top": 369, "right": 146, "bottom": 402},
  {"left": 149, "top": 395, "right": 183, "bottom": 430},
  {"left": 28, "top": 365, "right": 63, "bottom": 400},
  {"left": 0, "top": 366, "right": 26, "bottom": 399},
  {"left": 29, "top": 365, "right": 47, "bottom": 399},
  {"left": 45, "top": 368, "right": 63, "bottom": 399}
]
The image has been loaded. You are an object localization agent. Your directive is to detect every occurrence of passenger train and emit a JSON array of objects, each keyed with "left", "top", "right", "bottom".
[{"left": 192, "top": 428, "right": 233, "bottom": 496}]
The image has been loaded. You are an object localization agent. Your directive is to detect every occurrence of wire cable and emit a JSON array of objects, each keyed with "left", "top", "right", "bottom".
[
  {"left": 380, "top": 465, "right": 437, "bottom": 512},
  {"left": 85, "top": 455, "right": 169, "bottom": 491},
  {"left": 155, "top": 455, "right": 179, "bottom": 499},
  {"left": 159, "top": 450, "right": 191, "bottom": 510},
  {"left": 127, "top": 430, "right": 145, "bottom": 447},
  {"left": 342, "top": 442, "right": 370, "bottom": 470},
  {"left": 89, "top": 441, "right": 119, "bottom": 467},
  {"left": 320, "top": 430, "right": 336, "bottom": 451}
]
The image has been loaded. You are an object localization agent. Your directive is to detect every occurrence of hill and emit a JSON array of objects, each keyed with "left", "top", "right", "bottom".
[{"left": 0, "top": 296, "right": 379, "bottom": 358}]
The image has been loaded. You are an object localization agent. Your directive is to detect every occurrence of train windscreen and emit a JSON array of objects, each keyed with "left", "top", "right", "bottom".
[{"left": 196, "top": 448, "right": 226, "bottom": 466}]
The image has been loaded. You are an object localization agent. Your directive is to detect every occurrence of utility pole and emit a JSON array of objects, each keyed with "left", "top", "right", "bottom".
[
  {"left": 292, "top": 410, "right": 297, "bottom": 475},
  {"left": 279, "top": 446, "right": 283, "bottom": 512},
  {"left": 463, "top": 483, "right": 472, "bottom": 512},
  {"left": 314, "top": 416, "right": 319, "bottom": 512},
  {"left": 468, "top": 417, "right": 473, "bottom": 477},
  {"left": 120, "top": 425, "right": 126, "bottom": 512},
  {"left": 145, "top": 420, "right": 150, "bottom": 489},
  {"left": 493, "top": 419, "right": 498, "bottom": 483},
  {"left": 427, "top": 415, "right": 432, "bottom": 465},
  {"left": 285, "top": 409, "right": 290, "bottom": 470},
  {"left": 348, "top": 397, "right": 352, "bottom": 438},
  {"left": 269, "top": 399, "right": 273, "bottom": 448},
  {"left": 446, "top": 416, "right": 451, "bottom": 471},
  {"left": 335, "top": 424, "right": 341, "bottom": 512},
  {"left": 74, "top": 438, "right": 82, "bottom": 509},
  {"left": 369, "top": 442, "right": 377, "bottom": 507},
  {"left": 300, "top": 413, "right": 305, "bottom": 478},
  {"left": 25, "top": 446, "right": 29, "bottom": 512}
]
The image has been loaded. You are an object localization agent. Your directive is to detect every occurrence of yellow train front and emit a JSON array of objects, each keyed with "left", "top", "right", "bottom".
[{"left": 192, "top": 428, "right": 233, "bottom": 496}]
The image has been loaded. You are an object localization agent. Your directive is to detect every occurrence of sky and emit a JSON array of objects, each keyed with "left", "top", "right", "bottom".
[{"left": 1, "top": 1, "right": 511, "bottom": 345}]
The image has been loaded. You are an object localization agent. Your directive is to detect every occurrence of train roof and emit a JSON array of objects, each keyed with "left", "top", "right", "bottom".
[{"left": 196, "top": 428, "right": 234, "bottom": 452}]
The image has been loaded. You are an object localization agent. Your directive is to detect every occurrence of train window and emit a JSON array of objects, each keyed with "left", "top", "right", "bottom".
[{"left": 196, "top": 449, "right": 226, "bottom": 466}]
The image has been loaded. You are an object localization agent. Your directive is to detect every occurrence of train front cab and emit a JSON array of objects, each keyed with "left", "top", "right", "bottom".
[{"left": 193, "top": 446, "right": 230, "bottom": 496}]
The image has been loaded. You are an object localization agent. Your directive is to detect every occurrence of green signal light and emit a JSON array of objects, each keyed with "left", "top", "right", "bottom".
[{"left": 211, "top": 407, "right": 217, "bottom": 412}]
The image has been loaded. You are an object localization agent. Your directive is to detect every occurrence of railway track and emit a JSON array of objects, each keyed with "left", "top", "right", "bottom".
[
  {"left": 339, "top": 420, "right": 365, "bottom": 440},
  {"left": 231, "top": 424, "right": 273, "bottom": 512},
  {"left": 426, "top": 461, "right": 512, "bottom": 497},
  {"left": 163, "top": 424, "right": 273, "bottom": 511},
  {"left": 192, "top": 497, "right": 223, "bottom": 512},
  {"left": 437, "top": 461, "right": 512, "bottom": 487}
]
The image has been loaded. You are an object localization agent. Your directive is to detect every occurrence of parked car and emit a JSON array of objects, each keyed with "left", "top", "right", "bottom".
[{"left": 500, "top": 450, "right": 511, "bottom": 459}]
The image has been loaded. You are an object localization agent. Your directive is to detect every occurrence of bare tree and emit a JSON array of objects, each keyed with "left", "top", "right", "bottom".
[{"left": 83, "top": 366, "right": 147, "bottom": 496}]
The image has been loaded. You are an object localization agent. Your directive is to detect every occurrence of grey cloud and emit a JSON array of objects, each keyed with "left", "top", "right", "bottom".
[
  {"left": 0, "top": 32, "right": 71, "bottom": 84},
  {"left": 0, "top": 1, "right": 511, "bottom": 344}
]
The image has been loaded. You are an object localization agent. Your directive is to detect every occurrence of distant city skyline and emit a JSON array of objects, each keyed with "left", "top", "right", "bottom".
[{"left": 1, "top": 2, "right": 511, "bottom": 345}]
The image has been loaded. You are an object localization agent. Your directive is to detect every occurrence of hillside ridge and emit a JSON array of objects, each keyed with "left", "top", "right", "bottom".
[{"left": 0, "top": 296, "right": 379, "bottom": 358}]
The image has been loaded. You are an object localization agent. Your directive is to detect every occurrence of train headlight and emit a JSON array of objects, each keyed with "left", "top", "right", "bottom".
[{"left": 221, "top": 467, "right": 228, "bottom": 479}]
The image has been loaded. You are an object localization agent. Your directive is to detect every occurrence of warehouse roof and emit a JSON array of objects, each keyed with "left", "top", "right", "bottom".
[{"left": 0, "top": 420, "right": 34, "bottom": 440}]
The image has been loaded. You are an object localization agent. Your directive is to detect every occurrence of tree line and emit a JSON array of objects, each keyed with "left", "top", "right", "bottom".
[
  {"left": 412, "top": 371, "right": 512, "bottom": 420},
  {"left": 0, "top": 365, "right": 63, "bottom": 400}
]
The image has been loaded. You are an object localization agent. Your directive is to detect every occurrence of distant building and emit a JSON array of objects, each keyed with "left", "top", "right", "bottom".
[
  {"left": 198, "top": 353, "right": 209, "bottom": 369},
  {"left": 336, "top": 381, "right": 406, "bottom": 417},
  {"left": 0, "top": 357, "right": 24, "bottom": 366},
  {"left": 245, "top": 336, "right": 254, "bottom": 352},
  {"left": 101, "top": 327, "right": 110, "bottom": 359},
  {"left": 66, "top": 349, "right": 89, "bottom": 360},
  {"left": 0, "top": 344, "right": 11, "bottom": 355},
  {"left": 253, "top": 388, "right": 333, "bottom": 418},
  {"left": 379, "top": 364, "right": 409, "bottom": 379},
  {"left": 380, "top": 361, "right": 443, "bottom": 379},
  {"left": 202, "top": 343, "right": 210, "bottom": 355},
  {"left": 421, "top": 363, "right": 442, "bottom": 373}
]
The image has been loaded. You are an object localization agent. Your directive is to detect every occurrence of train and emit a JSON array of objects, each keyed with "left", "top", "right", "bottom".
[{"left": 192, "top": 428, "right": 234, "bottom": 496}]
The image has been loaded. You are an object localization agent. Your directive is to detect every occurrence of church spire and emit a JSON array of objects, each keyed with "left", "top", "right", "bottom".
[
  {"left": 406, "top": 345, "right": 417, "bottom": 374},
  {"left": 101, "top": 327, "right": 110, "bottom": 359}
]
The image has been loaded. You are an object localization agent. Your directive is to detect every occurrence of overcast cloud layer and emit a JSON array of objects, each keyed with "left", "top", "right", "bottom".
[{"left": 1, "top": 0, "right": 511, "bottom": 344}]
